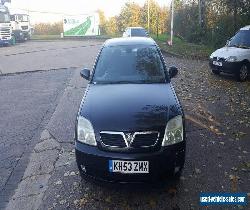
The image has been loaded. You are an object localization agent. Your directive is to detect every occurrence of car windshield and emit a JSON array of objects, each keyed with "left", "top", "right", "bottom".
[
  {"left": 92, "top": 45, "right": 167, "bottom": 84},
  {"left": 131, "top": 29, "right": 148, "bottom": 37},
  {"left": 228, "top": 30, "right": 250, "bottom": 48},
  {"left": 17, "top": 15, "right": 29, "bottom": 22},
  {"left": 0, "top": 13, "right": 10, "bottom": 23}
]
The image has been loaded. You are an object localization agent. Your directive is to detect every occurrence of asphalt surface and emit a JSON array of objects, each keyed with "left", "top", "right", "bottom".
[
  {"left": 0, "top": 40, "right": 249, "bottom": 210},
  {"left": 0, "top": 40, "right": 103, "bottom": 74}
]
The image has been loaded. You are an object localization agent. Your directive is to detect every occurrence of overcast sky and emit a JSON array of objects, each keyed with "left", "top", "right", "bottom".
[{"left": 7, "top": 0, "right": 171, "bottom": 23}]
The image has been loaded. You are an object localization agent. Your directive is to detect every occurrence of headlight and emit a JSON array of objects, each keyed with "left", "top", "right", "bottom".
[
  {"left": 77, "top": 116, "right": 96, "bottom": 146},
  {"left": 209, "top": 54, "right": 213, "bottom": 59},
  {"left": 226, "top": 56, "right": 237, "bottom": 62},
  {"left": 162, "top": 115, "right": 183, "bottom": 146}
]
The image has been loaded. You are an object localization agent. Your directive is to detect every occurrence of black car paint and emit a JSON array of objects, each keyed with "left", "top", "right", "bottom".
[
  {"left": 79, "top": 84, "right": 181, "bottom": 133},
  {"left": 209, "top": 58, "right": 243, "bottom": 74},
  {"left": 75, "top": 38, "right": 185, "bottom": 183},
  {"left": 75, "top": 141, "right": 185, "bottom": 183}
]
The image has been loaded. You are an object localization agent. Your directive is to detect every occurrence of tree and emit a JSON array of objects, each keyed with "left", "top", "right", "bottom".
[
  {"left": 97, "top": 10, "right": 107, "bottom": 34},
  {"left": 34, "top": 22, "right": 63, "bottom": 35}
]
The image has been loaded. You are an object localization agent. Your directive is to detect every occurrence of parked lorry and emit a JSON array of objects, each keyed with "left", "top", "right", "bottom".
[
  {"left": 11, "top": 13, "right": 31, "bottom": 41},
  {"left": 0, "top": 4, "right": 11, "bottom": 46}
]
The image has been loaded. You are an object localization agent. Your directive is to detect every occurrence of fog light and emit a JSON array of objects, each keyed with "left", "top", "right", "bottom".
[
  {"left": 174, "top": 166, "right": 180, "bottom": 174},
  {"left": 80, "top": 164, "right": 86, "bottom": 173}
]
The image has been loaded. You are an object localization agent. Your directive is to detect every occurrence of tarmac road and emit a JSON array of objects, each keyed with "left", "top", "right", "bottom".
[{"left": 0, "top": 40, "right": 249, "bottom": 210}]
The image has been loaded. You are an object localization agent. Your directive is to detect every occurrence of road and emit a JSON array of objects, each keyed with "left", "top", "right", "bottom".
[{"left": 0, "top": 40, "right": 249, "bottom": 210}]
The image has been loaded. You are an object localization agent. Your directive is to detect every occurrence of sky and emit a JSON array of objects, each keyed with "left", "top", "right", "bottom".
[{"left": 6, "top": 0, "right": 172, "bottom": 24}]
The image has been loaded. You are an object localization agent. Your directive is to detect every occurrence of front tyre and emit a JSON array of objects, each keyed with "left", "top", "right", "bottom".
[
  {"left": 236, "top": 64, "right": 249, "bottom": 82},
  {"left": 173, "top": 168, "right": 183, "bottom": 180}
]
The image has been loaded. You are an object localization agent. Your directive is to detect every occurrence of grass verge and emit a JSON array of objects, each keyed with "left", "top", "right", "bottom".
[
  {"left": 31, "top": 34, "right": 61, "bottom": 40},
  {"left": 152, "top": 34, "right": 214, "bottom": 60},
  {"left": 31, "top": 34, "right": 110, "bottom": 41}
]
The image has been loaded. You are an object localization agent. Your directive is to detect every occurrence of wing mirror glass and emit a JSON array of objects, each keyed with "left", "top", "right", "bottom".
[
  {"left": 169, "top": 66, "right": 178, "bottom": 79},
  {"left": 80, "top": 68, "right": 91, "bottom": 80}
]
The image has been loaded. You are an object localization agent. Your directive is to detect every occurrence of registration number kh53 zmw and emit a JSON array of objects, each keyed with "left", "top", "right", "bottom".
[{"left": 109, "top": 160, "right": 149, "bottom": 174}]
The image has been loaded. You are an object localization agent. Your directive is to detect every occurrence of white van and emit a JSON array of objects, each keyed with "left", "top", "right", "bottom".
[{"left": 209, "top": 25, "right": 250, "bottom": 81}]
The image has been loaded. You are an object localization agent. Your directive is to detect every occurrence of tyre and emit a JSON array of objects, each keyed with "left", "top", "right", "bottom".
[
  {"left": 212, "top": 69, "right": 220, "bottom": 75},
  {"left": 236, "top": 64, "right": 249, "bottom": 82},
  {"left": 173, "top": 168, "right": 183, "bottom": 180},
  {"left": 77, "top": 161, "right": 86, "bottom": 179},
  {"left": 3, "top": 43, "right": 9, "bottom": 47}
]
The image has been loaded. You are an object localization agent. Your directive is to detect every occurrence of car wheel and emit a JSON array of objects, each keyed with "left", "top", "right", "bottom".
[
  {"left": 76, "top": 162, "right": 86, "bottom": 179},
  {"left": 172, "top": 167, "right": 183, "bottom": 181},
  {"left": 212, "top": 69, "right": 220, "bottom": 75},
  {"left": 236, "top": 64, "right": 248, "bottom": 82}
]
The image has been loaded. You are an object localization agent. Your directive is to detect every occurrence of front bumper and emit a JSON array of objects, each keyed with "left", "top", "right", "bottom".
[
  {"left": 0, "top": 38, "right": 10, "bottom": 45},
  {"left": 75, "top": 141, "right": 185, "bottom": 183},
  {"left": 209, "top": 59, "right": 242, "bottom": 74}
]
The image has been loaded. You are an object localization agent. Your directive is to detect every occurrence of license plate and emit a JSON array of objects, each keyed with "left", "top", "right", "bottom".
[
  {"left": 109, "top": 160, "right": 149, "bottom": 174},
  {"left": 213, "top": 61, "right": 222, "bottom": 66}
]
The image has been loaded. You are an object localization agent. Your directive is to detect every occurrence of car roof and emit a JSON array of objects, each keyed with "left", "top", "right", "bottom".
[
  {"left": 240, "top": 25, "right": 250, "bottom": 30},
  {"left": 104, "top": 37, "right": 156, "bottom": 47},
  {"left": 127, "top": 27, "right": 145, "bottom": 30}
]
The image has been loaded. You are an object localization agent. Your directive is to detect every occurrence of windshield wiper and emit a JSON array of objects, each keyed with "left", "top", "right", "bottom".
[
  {"left": 229, "top": 44, "right": 250, "bottom": 49},
  {"left": 229, "top": 44, "right": 240, "bottom": 48},
  {"left": 94, "top": 80, "right": 165, "bottom": 84},
  {"left": 238, "top": 45, "right": 250, "bottom": 49},
  {"left": 94, "top": 81, "right": 131, "bottom": 84}
]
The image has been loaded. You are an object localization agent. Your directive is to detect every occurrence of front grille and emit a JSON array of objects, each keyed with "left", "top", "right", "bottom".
[
  {"left": 0, "top": 27, "right": 11, "bottom": 38},
  {"left": 21, "top": 26, "right": 28, "bottom": 30},
  {"left": 213, "top": 57, "right": 225, "bottom": 62},
  {"left": 100, "top": 132, "right": 126, "bottom": 148},
  {"left": 99, "top": 131, "right": 160, "bottom": 149},
  {"left": 131, "top": 132, "right": 159, "bottom": 147}
]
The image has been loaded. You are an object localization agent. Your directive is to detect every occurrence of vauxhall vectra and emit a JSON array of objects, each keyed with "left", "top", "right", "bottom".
[{"left": 75, "top": 37, "right": 186, "bottom": 183}]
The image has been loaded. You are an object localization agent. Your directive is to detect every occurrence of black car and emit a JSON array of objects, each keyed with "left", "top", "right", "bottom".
[
  {"left": 123, "top": 27, "right": 149, "bottom": 37},
  {"left": 75, "top": 37, "right": 186, "bottom": 183}
]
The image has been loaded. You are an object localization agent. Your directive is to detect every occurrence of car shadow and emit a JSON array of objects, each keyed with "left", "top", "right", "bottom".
[
  {"left": 213, "top": 72, "right": 250, "bottom": 82},
  {"left": 79, "top": 177, "right": 182, "bottom": 209}
]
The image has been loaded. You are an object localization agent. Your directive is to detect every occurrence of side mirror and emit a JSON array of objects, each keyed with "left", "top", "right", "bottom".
[
  {"left": 80, "top": 68, "right": 91, "bottom": 80},
  {"left": 169, "top": 66, "right": 178, "bottom": 79}
]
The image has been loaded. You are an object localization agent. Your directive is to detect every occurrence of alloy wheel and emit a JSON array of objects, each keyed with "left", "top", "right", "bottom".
[{"left": 239, "top": 65, "right": 248, "bottom": 81}]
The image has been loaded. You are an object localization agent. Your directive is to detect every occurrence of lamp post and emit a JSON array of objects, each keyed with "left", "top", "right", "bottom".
[
  {"left": 147, "top": 0, "right": 150, "bottom": 34},
  {"left": 170, "top": 0, "right": 174, "bottom": 45}
]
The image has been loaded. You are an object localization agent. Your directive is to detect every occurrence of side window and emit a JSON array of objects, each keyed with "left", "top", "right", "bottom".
[{"left": 10, "top": 15, "right": 15, "bottom": 21}]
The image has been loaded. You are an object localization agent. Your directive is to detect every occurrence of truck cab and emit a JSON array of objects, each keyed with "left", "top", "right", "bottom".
[
  {"left": 10, "top": 13, "right": 31, "bottom": 41},
  {"left": 0, "top": 4, "right": 11, "bottom": 46}
]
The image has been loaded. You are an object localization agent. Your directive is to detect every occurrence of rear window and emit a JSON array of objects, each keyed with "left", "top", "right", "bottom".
[{"left": 131, "top": 29, "right": 148, "bottom": 37}]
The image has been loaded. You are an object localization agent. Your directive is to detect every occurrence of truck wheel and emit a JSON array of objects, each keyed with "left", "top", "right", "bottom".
[
  {"left": 212, "top": 69, "right": 220, "bottom": 75},
  {"left": 236, "top": 64, "right": 248, "bottom": 82}
]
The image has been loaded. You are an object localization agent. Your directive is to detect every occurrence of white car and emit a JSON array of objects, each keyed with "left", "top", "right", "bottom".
[
  {"left": 123, "top": 27, "right": 149, "bottom": 38},
  {"left": 209, "top": 25, "right": 250, "bottom": 81}
]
